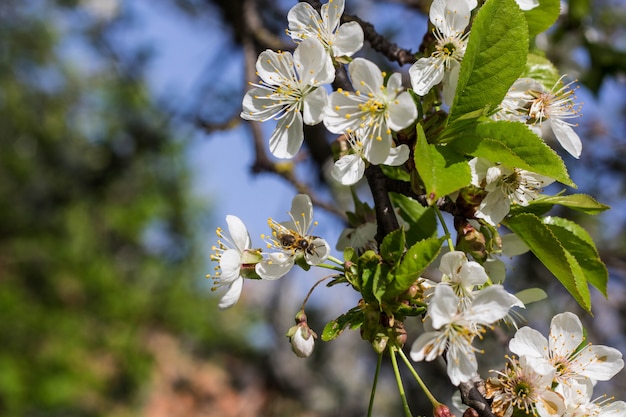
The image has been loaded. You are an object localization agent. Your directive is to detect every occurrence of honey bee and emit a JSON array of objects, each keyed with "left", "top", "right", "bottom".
[{"left": 277, "top": 233, "right": 310, "bottom": 252}]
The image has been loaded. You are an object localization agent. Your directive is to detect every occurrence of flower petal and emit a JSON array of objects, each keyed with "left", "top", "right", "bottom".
[
  {"left": 305, "top": 237, "right": 330, "bottom": 265},
  {"left": 269, "top": 110, "right": 303, "bottom": 159},
  {"left": 509, "top": 326, "right": 549, "bottom": 359},
  {"left": 218, "top": 277, "right": 243, "bottom": 309},
  {"left": 549, "top": 312, "right": 584, "bottom": 358},
  {"left": 574, "top": 344, "right": 624, "bottom": 381},
  {"left": 287, "top": 2, "right": 320, "bottom": 41},
  {"left": 290, "top": 194, "right": 314, "bottom": 234},
  {"left": 302, "top": 86, "right": 327, "bottom": 125},
  {"left": 349, "top": 58, "right": 383, "bottom": 92},
  {"left": 219, "top": 249, "right": 243, "bottom": 283},
  {"left": 226, "top": 215, "right": 250, "bottom": 253},
  {"left": 383, "top": 144, "right": 410, "bottom": 166},
  {"left": 332, "top": 154, "right": 365, "bottom": 185},
  {"left": 294, "top": 38, "right": 332, "bottom": 85},
  {"left": 550, "top": 119, "right": 582, "bottom": 159},
  {"left": 256, "top": 49, "right": 294, "bottom": 86},
  {"left": 409, "top": 57, "right": 445, "bottom": 96},
  {"left": 255, "top": 252, "right": 295, "bottom": 280},
  {"left": 333, "top": 21, "right": 364, "bottom": 57},
  {"left": 387, "top": 91, "right": 417, "bottom": 131}
]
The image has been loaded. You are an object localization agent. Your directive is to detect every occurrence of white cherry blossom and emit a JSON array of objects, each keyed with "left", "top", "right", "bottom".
[
  {"left": 409, "top": 0, "right": 474, "bottom": 105},
  {"left": 486, "top": 355, "right": 566, "bottom": 417},
  {"left": 209, "top": 215, "right": 261, "bottom": 309},
  {"left": 256, "top": 194, "right": 330, "bottom": 280},
  {"left": 411, "top": 284, "right": 523, "bottom": 385},
  {"left": 496, "top": 77, "right": 583, "bottom": 158},
  {"left": 331, "top": 132, "right": 410, "bottom": 185},
  {"left": 557, "top": 379, "right": 626, "bottom": 417},
  {"left": 470, "top": 157, "right": 555, "bottom": 226},
  {"left": 509, "top": 312, "right": 624, "bottom": 385},
  {"left": 287, "top": 0, "right": 363, "bottom": 77},
  {"left": 324, "top": 58, "right": 417, "bottom": 164},
  {"left": 241, "top": 38, "right": 334, "bottom": 159}
]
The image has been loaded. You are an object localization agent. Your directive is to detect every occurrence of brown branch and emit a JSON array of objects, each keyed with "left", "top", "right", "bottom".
[
  {"left": 365, "top": 164, "right": 400, "bottom": 243},
  {"left": 459, "top": 376, "right": 496, "bottom": 417}
]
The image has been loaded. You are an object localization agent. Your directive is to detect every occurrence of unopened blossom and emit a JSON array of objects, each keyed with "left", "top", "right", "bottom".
[
  {"left": 496, "top": 77, "right": 583, "bottom": 158},
  {"left": 331, "top": 132, "right": 410, "bottom": 185},
  {"left": 470, "top": 157, "right": 555, "bottom": 226},
  {"left": 409, "top": 0, "right": 475, "bottom": 105},
  {"left": 241, "top": 38, "right": 334, "bottom": 159},
  {"left": 557, "top": 379, "right": 626, "bottom": 417},
  {"left": 287, "top": 311, "right": 318, "bottom": 358},
  {"left": 411, "top": 284, "right": 524, "bottom": 385},
  {"left": 209, "top": 215, "right": 262, "bottom": 309},
  {"left": 256, "top": 194, "right": 330, "bottom": 280},
  {"left": 287, "top": 0, "right": 363, "bottom": 77},
  {"left": 486, "top": 355, "right": 566, "bottom": 417},
  {"left": 509, "top": 312, "right": 624, "bottom": 384},
  {"left": 324, "top": 58, "right": 417, "bottom": 164}
]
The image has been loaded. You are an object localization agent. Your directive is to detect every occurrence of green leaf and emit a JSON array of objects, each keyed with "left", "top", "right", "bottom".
[
  {"left": 414, "top": 124, "right": 471, "bottom": 204},
  {"left": 522, "top": 53, "right": 561, "bottom": 89},
  {"left": 543, "top": 216, "right": 608, "bottom": 296},
  {"left": 504, "top": 213, "right": 592, "bottom": 312},
  {"left": 450, "top": 120, "right": 574, "bottom": 187},
  {"left": 380, "top": 228, "right": 406, "bottom": 266},
  {"left": 514, "top": 288, "right": 548, "bottom": 304},
  {"left": 321, "top": 307, "right": 365, "bottom": 341},
  {"left": 357, "top": 250, "right": 382, "bottom": 303},
  {"left": 523, "top": 0, "right": 560, "bottom": 37},
  {"left": 390, "top": 236, "right": 445, "bottom": 299},
  {"left": 449, "top": 0, "right": 528, "bottom": 122},
  {"left": 389, "top": 192, "right": 437, "bottom": 246},
  {"left": 510, "top": 194, "right": 610, "bottom": 216}
]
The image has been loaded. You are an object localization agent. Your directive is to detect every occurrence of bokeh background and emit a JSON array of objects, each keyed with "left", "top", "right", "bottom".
[{"left": 1, "top": 0, "right": 625, "bottom": 416}]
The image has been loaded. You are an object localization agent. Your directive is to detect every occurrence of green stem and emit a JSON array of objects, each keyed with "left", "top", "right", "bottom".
[
  {"left": 396, "top": 346, "right": 441, "bottom": 407},
  {"left": 367, "top": 352, "right": 384, "bottom": 417},
  {"left": 434, "top": 205, "right": 455, "bottom": 251},
  {"left": 390, "top": 346, "right": 413, "bottom": 417},
  {"left": 315, "top": 262, "right": 344, "bottom": 272},
  {"left": 326, "top": 254, "right": 345, "bottom": 267}
]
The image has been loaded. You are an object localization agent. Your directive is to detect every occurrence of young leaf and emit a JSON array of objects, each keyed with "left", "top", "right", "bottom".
[
  {"left": 390, "top": 236, "right": 445, "bottom": 299},
  {"left": 523, "top": 0, "right": 560, "bottom": 37},
  {"left": 509, "top": 194, "right": 610, "bottom": 216},
  {"left": 504, "top": 213, "right": 592, "bottom": 312},
  {"left": 543, "top": 216, "right": 608, "bottom": 296},
  {"left": 321, "top": 307, "right": 365, "bottom": 342},
  {"left": 449, "top": 0, "right": 529, "bottom": 122},
  {"left": 380, "top": 228, "right": 406, "bottom": 266},
  {"left": 450, "top": 120, "right": 574, "bottom": 187},
  {"left": 414, "top": 124, "right": 470, "bottom": 204},
  {"left": 389, "top": 192, "right": 438, "bottom": 246}
]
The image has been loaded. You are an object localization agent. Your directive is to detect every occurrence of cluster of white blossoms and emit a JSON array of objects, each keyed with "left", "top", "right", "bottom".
[
  {"left": 411, "top": 251, "right": 524, "bottom": 386},
  {"left": 486, "top": 312, "right": 625, "bottom": 417},
  {"left": 208, "top": 194, "right": 329, "bottom": 310}
]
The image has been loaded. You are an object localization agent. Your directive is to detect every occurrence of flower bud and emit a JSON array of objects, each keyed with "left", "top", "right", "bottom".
[
  {"left": 434, "top": 404, "right": 456, "bottom": 417},
  {"left": 286, "top": 311, "right": 317, "bottom": 358}
]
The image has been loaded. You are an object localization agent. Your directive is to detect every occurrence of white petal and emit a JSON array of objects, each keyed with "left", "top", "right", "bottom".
[
  {"left": 468, "top": 285, "right": 523, "bottom": 324},
  {"left": 446, "top": 342, "right": 477, "bottom": 386},
  {"left": 225, "top": 215, "right": 250, "bottom": 253},
  {"left": 349, "top": 58, "right": 383, "bottom": 92},
  {"left": 290, "top": 194, "right": 314, "bottom": 234},
  {"left": 362, "top": 132, "right": 391, "bottom": 165},
  {"left": 429, "top": 285, "right": 460, "bottom": 329},
  {"left": 516, "top": 0, "right": 539, "bottom": 11},
  {"left": 256, "top": 49, "right": 294, "bottom": 86},
  {"left": 439, "top": 251, "right": 467, "bottom": 278},
  {"left": 430, "top": 0, "right": 471, "bottom": 35},
  {"left": 219, "top": 249, "right": 243, "bottom": 283},
  {"left": 255, "top": 253, "right": 294, "bottom": 280},
  {"left": 509, "top": 326, "right": 549, "bottom": 359},
  {"left": 324, "top": 91, "right": 364, "bottom": 133},
  {"left": 291, "top": 327, "right": 315, "bottom": 358},
  {"left": 333, "top": 21, "right": 364, "bottom": 57},
  {"left": 321, "top": 0, "right": 344, "bottom": 33},
  {"left": 535, "top": 389, "right": 566, "bottom": 417},
  {"left": 442, "top": 60, "right": 461, "bottom": 106},
  {"left": 550, "top": 119, "right": 582, "bottom": 158},
  {"left": 459, "top": 261, "right": 490, "bottom": 287},
  {"left": 218, "top": 277, "right": 243, "bottom": 309},
  {"left": 411, "top": 331, "right": 446, "bottom": 362},
  {"left": 409, "top": 57, "right": 445, "bottom": 96},
  {"left": 387, "top": 91, "right": 417, "bottom": 131},
  {"left": 383, "top": 144, "right": 410, "bottom": 166},
  {"left": 476, "top": 190, "right": 510, "bottom": 226},
  {"left": 303, "top": 87, "right": 327, "bottom": 125},
  {"left": 332, "top": 154, "right": 365, "bottom": 185},
  {"left": 575, "top": 344, "right": 624, "bottom": 381},
  {"left": 305, "top": 237, "right": 330, "bottom": 265},
  {"left": 269, "top": 111, "right": 303, "bottom": 159},
  {"left": 241, "top": 87, "right": 281, "bottom": 121},
  {"left": 294, "top": 38, "right": 333, "bottom": 85},
  {"left": 549, "top": 312, "right": 584, "bottom": 358},
  {"left": 287, "top": 2, "right": 319, "bottom": 40}
]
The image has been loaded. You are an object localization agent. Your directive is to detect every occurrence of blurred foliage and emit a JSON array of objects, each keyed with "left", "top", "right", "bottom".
[{"left": 0, "top": 2, "right": 261, "bottom": 416}]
